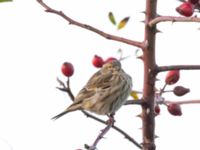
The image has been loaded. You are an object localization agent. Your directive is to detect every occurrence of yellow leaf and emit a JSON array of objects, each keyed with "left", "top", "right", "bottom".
[
  {"left": 0, "top": 0, "right": 12, "bottom": 2},
  {"left": 117, "top": 17, "right": 130, "bottom": 30},
  {"left": 108, "top": 12, "right": 116, "bottom": 25},
  {"left": 130, "top": 91, "right": 139, "bottom": 100}
]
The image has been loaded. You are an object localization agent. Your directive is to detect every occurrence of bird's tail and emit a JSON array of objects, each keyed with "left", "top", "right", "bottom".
[
  {"left": 51, "top": 109, "right": 72, "bottom": 120},
  {"left": 51, "top": 102, "right": 82, "bottom": 120}
]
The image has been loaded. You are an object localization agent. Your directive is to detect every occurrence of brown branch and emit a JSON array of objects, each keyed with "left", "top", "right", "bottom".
[
  {"left": 157, "top": 65, "right": 200, "bottom": 72},
  {"left": 87, "top": 115, "right": 115, "bottom": 150},
  {"left": 124, "top": 99, "right": 145, "bottom": 105},
  {"left": 165, "top": 100, "right": 200, "bottom": 105},
  {"left": 56, "top": 78, "right": 142, "bottom": 149},
  {"left": 149, "top": 16, "right": 200, "bottom": 27},
  {"left": 82, "top": 110, "right": 142, "bottom": 149},
  {"left": 36, "top": 0, "right": 144, "bottom": 48}
]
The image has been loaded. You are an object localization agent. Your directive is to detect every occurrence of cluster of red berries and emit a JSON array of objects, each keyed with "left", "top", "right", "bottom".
[
  {"left": 60, "top": 55, "right": 117, "bottom": 78},
  {"left": 165, "top": 70, "right": 184, "bottom": 116},
  {"left": 155, "top": 70, "right": 190, "bottom": 116},
  {"left": 92, "top": 55, "right": 117, "bottom": 68},
  {"left": 176, "top": 0, "right": 199, "bottom": 17}
]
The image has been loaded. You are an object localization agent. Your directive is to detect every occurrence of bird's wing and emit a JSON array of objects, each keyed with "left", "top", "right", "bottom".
[
  {"left": 75, "top": 70, "right": 114, "bottom": 102},
  {"left": 86, "top": 70, "right": 113, "bottom": 89}
]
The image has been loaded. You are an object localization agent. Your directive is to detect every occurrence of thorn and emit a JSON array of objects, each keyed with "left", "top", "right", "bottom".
[
  {"left": 171, "top": 19, "right": 176, "bottom": 25},
  {"left": 84, "top": 144, "right": 96, "bottom": 150},
  {"left": 140, "top": 11, "right": 146, "bottom": 14},
  {"left": 155, "top": 78, "right": 160, "bottom": 81},
  {"left": 136, "top": 113, "right": 142, "bottom": 118},
  {"left": 156, "top": 14, "right": 162, "bottom": 17},
  {"left": 155, "top": 29, "right": 162, "bottom": 34},
  {"left": 136, "top": 56, "right": 144, "bottom": 60},
  {"left": 84, "top": 144, "right": 90, "bottom": 149}
]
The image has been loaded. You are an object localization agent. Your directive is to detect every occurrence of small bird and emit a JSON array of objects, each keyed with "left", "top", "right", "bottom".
[{"left": 52, "top": 60, "right": 132, "bottom": 120}]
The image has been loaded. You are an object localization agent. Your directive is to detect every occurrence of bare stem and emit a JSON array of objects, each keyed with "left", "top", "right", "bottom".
[
  {"left": 142, "top": 0, "right": 158, "bottom": 149},
  {"left": 36, "top": 0, "right": 144, "bottom": 48},
  {"left": 157, "top": 65, "right": 200, "bottom": 72},
  {"left": 149, "top": 16, "right": 200, "bottom": 27},
  {"left": 165, "top": 100, "right": 200, "bottom": 105},
  {"left": 160, "top": 83, "right": 167, "bottom": 96}
]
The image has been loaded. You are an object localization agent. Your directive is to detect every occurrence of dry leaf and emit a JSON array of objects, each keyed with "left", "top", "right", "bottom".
[{"left": 118, "top": 17, "right": 130, "bottom": 30}]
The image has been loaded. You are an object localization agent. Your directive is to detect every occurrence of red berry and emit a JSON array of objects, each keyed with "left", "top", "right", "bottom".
[
  {"left": 154, "top": 105, "right": 161, "bottom": 115},
  {"left": 165, "top": 70, "right": 180, "bottom": 85},
  {"left": 92, "top": 55, "right": 104, "bottom": 68},
  {"left": 173, "top": 86, "right": 190, "bottom": 96},
  {"left": 61, "top": 62, "right": 74, "bottom": 77},
  {"left": 188, "top": 0, "right": 198, "bottom": 5},
  {"left": 167, "top": 103, "right": 182, "bottom": 116},
  {"left": 176, "top": 2, "right": 194, "bottom": 17},
  {"left": 104, "top": 57, "right": 118, "bottom": 63}
]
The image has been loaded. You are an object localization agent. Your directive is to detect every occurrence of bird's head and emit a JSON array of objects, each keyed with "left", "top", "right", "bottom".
[{"left": 102, "top": 60, "right": 121, "bottom": 72}]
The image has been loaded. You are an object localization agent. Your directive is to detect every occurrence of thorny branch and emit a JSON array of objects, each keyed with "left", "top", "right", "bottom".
[
  {"left": 36, "top": 0, "right": 144, "bottom": 48},
  {"left": 82, "top": 110, "right": 142, "bottom": 149},
  {"left": 149, "top": 16, "right": 200, "bottom": 27},
  {"left": 56, "top": 78, "right": 142, "bottom": 149},
  {"left": 87, "top": 115, "right": 115, "bottom": 150}
]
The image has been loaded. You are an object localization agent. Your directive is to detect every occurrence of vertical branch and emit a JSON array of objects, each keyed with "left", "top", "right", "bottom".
[{"left": 142, "top": 0, "right": 158, "bottom": 150}]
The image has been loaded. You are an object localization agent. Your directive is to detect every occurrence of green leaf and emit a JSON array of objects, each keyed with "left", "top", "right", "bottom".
[
  {"left": 0, "top": 0, "right": 12, "bottom": 2},
  {"left": 117, "top": 16, "right": 130, "bottom": 30},
  {"left": 108, "top": 12, "right": 116, "bottom": 25}
]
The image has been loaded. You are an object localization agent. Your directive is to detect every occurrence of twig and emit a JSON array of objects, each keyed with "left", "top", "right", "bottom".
[
  {"left": 161, "top": 90, "right": 173, "bottom": 93},
  {"left": 124, "top": 99, "right": 145, "bottom": 105},
  {"left": 165, "top": 100, "right": 200, "bottom": 105},
  {"left": 156, "top": 65, "right": 200, "bottom": 73},
  {"left": 159, "top": 83, "right": 167, "bottom": 96},
  {"left": 82, "top": 111, "right": 142, "bottom": 149},
  {"left": 87, "top": 115, "right": 115, "bottom": 150},
  {"left": 149, "top": 16, "right": 200, "bottom": 27},
  {"left": 66, "top": 78, "right": 75, "bottom": 100},
  {"left": 56, "top": 78, "right": 74, "bottom": 100},
  {"left": 36, "top": 0, "right": 144, "bottom": 48},
  {"left": 56, "top": 78, "right": 142, "bottom": 149}
]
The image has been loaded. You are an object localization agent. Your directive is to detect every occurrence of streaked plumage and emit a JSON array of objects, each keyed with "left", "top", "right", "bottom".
[{"left": 52, "top": 60, "right": 132, "bottom": 120}]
